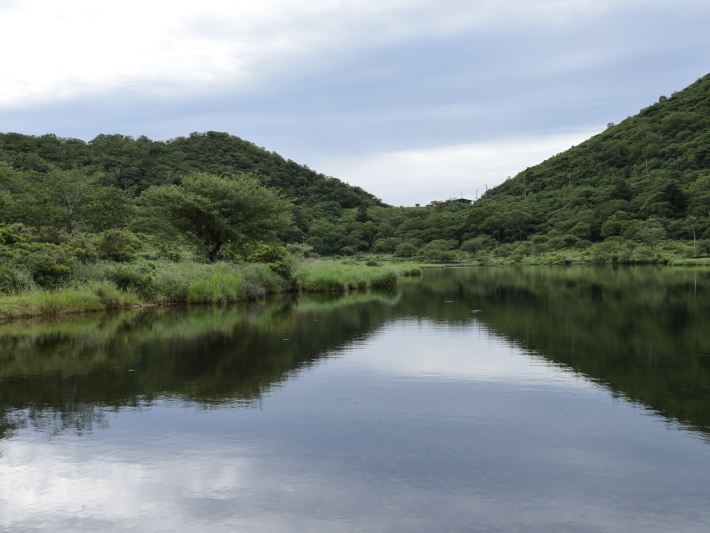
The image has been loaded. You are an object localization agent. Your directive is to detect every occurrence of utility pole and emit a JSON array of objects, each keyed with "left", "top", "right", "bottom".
[
  {"left": 485, "top": 184, "right": 488, "bottom": 192},
  {"left": 475, "top": 189, "right": 478, "bottom": 200}
]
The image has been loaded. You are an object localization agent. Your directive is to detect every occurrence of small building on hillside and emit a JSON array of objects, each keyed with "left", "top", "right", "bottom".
[{"left": 426, "top": 197, "right": 473, "bottom": 207}]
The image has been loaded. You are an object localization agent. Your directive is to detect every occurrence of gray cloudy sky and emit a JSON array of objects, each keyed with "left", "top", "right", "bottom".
[{"left": 1, "top": 0, "right": 709, "bottom": 205}]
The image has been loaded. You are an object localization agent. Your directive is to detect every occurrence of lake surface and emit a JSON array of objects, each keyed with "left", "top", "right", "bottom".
[{"left": 2, "top": 266, "right": 710, "bottom": 532}]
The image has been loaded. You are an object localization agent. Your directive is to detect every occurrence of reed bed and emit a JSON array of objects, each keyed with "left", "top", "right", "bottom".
[
  {"left": 294, "top": 262, "right": 398, "bottom": 292},
  {"left": 0, "top": 260, "right": 400, "bottom": 319}
]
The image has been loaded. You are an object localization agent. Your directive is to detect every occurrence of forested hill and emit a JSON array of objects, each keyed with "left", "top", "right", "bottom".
[
  {"left": 463, "top": 72, "right": 710, "bottom": 244},
  {"left": 0, "top": 130, "right": 384, "bottom": 208}
]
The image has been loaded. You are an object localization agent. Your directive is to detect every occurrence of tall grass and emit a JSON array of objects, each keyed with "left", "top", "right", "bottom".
[
  {"left": 294, "top": 261, "right": 398, "bottom": 292},
  {"left": 0, "top": 283, "right": 142, "bottom": 319},
  {"left": 0, "top": 259, "right": 400, "bottom": 319}
]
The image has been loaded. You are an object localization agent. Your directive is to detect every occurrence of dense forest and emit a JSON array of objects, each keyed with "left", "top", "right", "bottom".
[{"left": 2, "top": 72, "right": 710, "bottom": 291}]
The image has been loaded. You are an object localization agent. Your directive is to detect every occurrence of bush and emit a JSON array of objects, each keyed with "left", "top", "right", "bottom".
[
  {"left": 395, "top": 242, "right": 418, "bottom": 258},
  {"left": 0, "top": 266, "right": 28, "bottom": 293},
  {"left": 27, "top": 254, "right": 73, "bottom": 288},
  {"left": 562, "top": 234, "right": 580, "bottom": 247},
  {"left": 0, "top": 224, "right": 30, "bottom": 246},
  {"left": 91, "top": 281, "right": 126, "bottom": 308},
  {"left": 286, "top": 243, "right": 314, "bottom": 258},
  {"left": 269, "top": 261, "right": 293, "bottom": 283},
  {"left": 97, "top": 230, "right": 138, "bottom": 262},
  {"left": 105, "top": 263, "right": 154, "bottom": 294},
  {"left": 366, "top": 258, "right": 380, "bottom": 267},
  {"left": 461, "top": 236, "right": 494, "bottom": 252},
  {"left": 372, "top": 237, "right": 402, "bottom": 253},
  {"left": 249, "top": 244, "right": 289, "bottom": 263},
  {"left": 696, "top": 239, "right": 710, "bottom": 255},
  {"left": 420, "top": 250, "right": 457, "bottom": 262},
  {"left": 421, "top": 239, "right": 457, "bottom": 252}
]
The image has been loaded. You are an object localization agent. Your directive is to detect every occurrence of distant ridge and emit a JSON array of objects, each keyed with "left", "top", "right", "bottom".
[{"left": 0, "top": 130, "right": 386, "bottom": 208}]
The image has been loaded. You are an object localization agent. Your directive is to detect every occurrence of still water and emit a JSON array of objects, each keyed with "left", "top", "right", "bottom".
[{"left": 2, "top": 266, "right": 710, "bottom": 532}]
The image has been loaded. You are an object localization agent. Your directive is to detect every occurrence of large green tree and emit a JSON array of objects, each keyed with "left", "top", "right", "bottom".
[
  {"left": 143, "top": 172, "right": 290, "bottom": 262},
  {"left": 11, "top": 168, "right": 130, "bottom": 237}
]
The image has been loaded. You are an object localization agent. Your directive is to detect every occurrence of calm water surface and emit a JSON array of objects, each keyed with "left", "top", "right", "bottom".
[{"left": 2, "top": 266, "right": 710, "bottom": 532}]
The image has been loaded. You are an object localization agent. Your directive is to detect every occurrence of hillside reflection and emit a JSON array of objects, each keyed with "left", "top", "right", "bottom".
[
  {"left": 397, "top": 266, "right": 710, "bottom": 436},
  {"left": 0, "top": 290, "right": 399, "bottom": 438}
]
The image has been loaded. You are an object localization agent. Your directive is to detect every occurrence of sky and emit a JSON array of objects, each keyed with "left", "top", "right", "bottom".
[{"left": 1, "top": 0, "right": 709, "bottom": 206}]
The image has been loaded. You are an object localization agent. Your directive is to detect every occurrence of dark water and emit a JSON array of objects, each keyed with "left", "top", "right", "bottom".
[{"left": 2, "top": 266, "right": 710, "bottom": 532}]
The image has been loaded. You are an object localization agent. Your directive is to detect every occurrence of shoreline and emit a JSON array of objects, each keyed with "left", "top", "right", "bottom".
[
  {"left": 0, "top": 260, "right": 403, "bottom": 321},
  {"left": 4, "top": 257, "right": 710, "bottom": 321}
]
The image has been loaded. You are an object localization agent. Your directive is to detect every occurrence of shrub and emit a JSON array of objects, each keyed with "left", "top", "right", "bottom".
[
  {"left": 286, "top": 243, "right": 314, "bottom": 258},
  {"left": 27, "top": 254, "right": 73, "bottom": 288},
  {"left": 421, "top": 239, "right": 457, "bottom": 252},
  {"left": 697, "top": 239, "right": 710, "bottom": 255},
  {"left": 105, "top": 264, "right": 154, "bottom": 294},
  {"left": 0, "top": 224, "right": 30, "bottom": 246},
  {"left": 372, "top": 237, "right": 402, "bottom": 253},
  {"left": 420, "top": 250, "right": 457, "bottom": 262},
  {"left": 562, "top": 234, "right": 580, "bottom": 247},
  {"left": 97, "top": 230, "right": 139, "bottom": 262},
  {"left": 0, "top": 266, "right": 28, "bottom": 293},
  {"left": 249, "top": 244, "right": 289, "bottom": 263},
  {"left": 269, "top": 261, "right": 293, "bottom": 283},
  {"left": 91, "top": 281, "right": 126, "bottom": 308},
  {"left": 461, "top": 236, "right": 494, "bottom": 252},
  {"left": 395, "top": 242, "right": 418, "bottom": 258}
]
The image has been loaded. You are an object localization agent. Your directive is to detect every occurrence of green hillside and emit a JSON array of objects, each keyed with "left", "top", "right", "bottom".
[
  {"left": 0, "top": 130, "right": 384, "bottom": 209},
  {"left": 278, "top": 72, "right": 710, "bottom": 261},
  {"left": 461, "top": 73, "right": 710, "bottom": 247},
  {"left": 2, "top": 73, "right": 710, "bottom": 267}
]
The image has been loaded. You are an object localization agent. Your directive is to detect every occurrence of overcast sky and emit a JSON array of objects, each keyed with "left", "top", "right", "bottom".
[{"left": 1, "top": 0, "right": 709, "bottom": 205}]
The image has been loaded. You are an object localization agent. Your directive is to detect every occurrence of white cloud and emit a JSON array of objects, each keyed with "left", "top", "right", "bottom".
[
  {"left": 313, "top": 129, "right": 597, "bottom": 205},
  {"left": 332, "top": 319, "right": 596, "bottom": 389},
  {"left": 0, "top": 0, "right": 643, "bottom": 109}
]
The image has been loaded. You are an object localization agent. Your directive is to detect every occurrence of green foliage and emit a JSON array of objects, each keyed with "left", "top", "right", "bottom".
[
  {"left": 0, "top": 131, "right": 384, "bottom": 208},
  {"left": 461, "top": 236, "right": 494, "bottom": 252},
  {"left": 97, "top": 229, "right": 139, "bottom": 262},
  {"left": 294, "top": 261, "right": 398, "bottom": 292},
  {"left": 285, "top": 243, "right": 314, "bottom": 258},
  {"left": 395, "top": 242, "right": 418, "bottom": 258},
  {"left": 0, "top": 266, "right": 29, "bottom": 294},
  {"left": 249, "top": 244, "right": 289, "bottom": 263},
  {"left": 5, "top": 72, "right": 710, "bottom": 274},
  {"left": 143, "top": 172, "right": 291, "bottom": 262},
  {"left": 268, "top": 261, "right": 293, "bottom": 283},
  {"left": 10, "top": 169, "right": 130, "bottom": 236},
  {"left": 104, "top": 262, "right": 155, "bottom": 294}
]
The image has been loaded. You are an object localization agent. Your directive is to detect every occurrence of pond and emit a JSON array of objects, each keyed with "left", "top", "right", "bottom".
[{"left": 2, "top": 266, "right": 710, "bottom": 532}]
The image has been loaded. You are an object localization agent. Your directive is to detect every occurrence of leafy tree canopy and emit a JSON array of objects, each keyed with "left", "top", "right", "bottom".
[{"left": 142, "top": 172, "right": 291, "bottom": 262}]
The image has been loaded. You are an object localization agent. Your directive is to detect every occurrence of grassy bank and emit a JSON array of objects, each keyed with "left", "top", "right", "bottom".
[{"left": 0, "top": 260, "right": 399, "bottom": 320}]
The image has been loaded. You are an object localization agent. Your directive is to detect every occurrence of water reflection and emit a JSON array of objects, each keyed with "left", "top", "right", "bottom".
[
  {"left": 0, "top": 291, "right": 400, "bottom": 438},
  {"left": 2, "top": 267, "right": 710, "bottom": 532}
]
